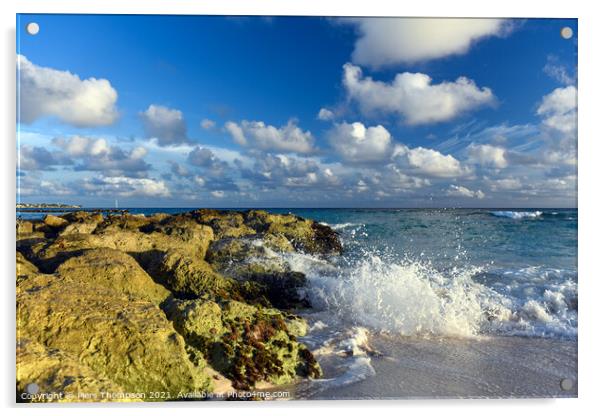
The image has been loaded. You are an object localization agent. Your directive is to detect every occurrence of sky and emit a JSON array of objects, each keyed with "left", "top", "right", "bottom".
[{"left": 16, "top": 15, "right": 577, "bottom": 208}]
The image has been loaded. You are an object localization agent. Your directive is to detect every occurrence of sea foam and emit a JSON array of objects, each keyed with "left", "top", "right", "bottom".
[
  {"left": 283, "top": 250, "right": 577, "bottom": 339},
  {"left": 490, "top": 210, "right": 543, "bottom": 219}
]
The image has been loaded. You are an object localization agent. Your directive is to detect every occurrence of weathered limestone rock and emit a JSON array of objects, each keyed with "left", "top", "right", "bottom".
[
  {"left": 43, "top": 214, "right": 69, "bottom": 229},
  {"left": 15, "top": 209, "right": 339, "bottom": 400},
  {"left": 243, "top": 210, "right": 342, "bottom": 255},
  {"left": 17, "top": 262, "right": 213, "bottom": 398},
  {"left": 143, "top": 249, "right": 234, "bottom": 299},
  {"left": 55, "top": 248, "right": 170, "bottom": 305},
  {"left": 165, "top": 298, "right": 321, "bottom": 389},
  {"left": 17, "top": 340, "right": 135, "bottom": 403}
]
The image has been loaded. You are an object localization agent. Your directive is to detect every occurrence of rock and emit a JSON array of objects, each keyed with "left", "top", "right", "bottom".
[
  {"left": 17, "top": 264, "right": 213, "bottom": 398},
  {"left": 206, "top": 236, "right": 308, "bottom": 308},
  {"left": 37, "top": 219, "right": 213, "bottom": 273},
  {"left": 16, "top": 252, "right": 39, "bottom": 282},
  {"left": 139, "top": 216, "right": 214, "bottom": 258},
  {"left": 94, "top": 213, "right": 151, "bottom": 232},
  {"left": 144, "top": 249, "right": 234, "bottom": 299},
  {"left": 55, "top": 248, "right": 170, "bottom": 305},
  {"left": 43, "top": 214, "right": 69, "bottom": 229},
  {"left": 165, "top": 298, "right": 321, "bottom": 389},
  {"left": 59, "top": 212, "right": 104, "bottom": 236},
  {"left": 243, "top": 210, "right": 342, "bottom": 255},
  {"left": 59, "top": 221, "right": 99, "bottom": 236},
  {"left": 285, "top": 316, "right": 309, "bottom": 337},
  {"left": 16, "top": 220, "right": 33, "bottom": 235},
  {"left": 190, "top": 210, "right": 256, "bottom": 239},
  {"left": 15, "top": 209, "right": 331, "bottom": 399},
  {"left": 62, "top": 211, "right": 104, "bottom": 224},
  {"left": 17, "top": 340, "right": 135, "bottom": 403}
]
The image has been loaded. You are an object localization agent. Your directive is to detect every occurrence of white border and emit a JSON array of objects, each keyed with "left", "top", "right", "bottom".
[{"left": 2, "top": 1, "right": 600, "bottom": 415}]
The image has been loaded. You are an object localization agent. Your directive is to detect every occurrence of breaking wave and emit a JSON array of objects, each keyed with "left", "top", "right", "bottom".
[
  {"left": 282, "top": 251, "right": 577, "bottom": 339},
  {"left": 490, "top": 211, "right": 543, "bottom": 219}
]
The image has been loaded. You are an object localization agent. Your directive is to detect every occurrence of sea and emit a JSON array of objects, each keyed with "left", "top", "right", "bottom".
[{"left": 18, "top": 207, "right": 578, "bottom": 397}]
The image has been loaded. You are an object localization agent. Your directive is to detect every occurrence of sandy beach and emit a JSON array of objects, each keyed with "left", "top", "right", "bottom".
[{"left": 293, "top": 334, "right": 577, "bottom": 399}]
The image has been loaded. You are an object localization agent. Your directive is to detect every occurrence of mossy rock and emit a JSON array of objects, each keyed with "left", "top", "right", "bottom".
[
  {"left": 143, "top": 249, "right": 234, "bottom": 299},
  {"left": 17, "top": 340, "right": 136, "bottom": 403},
  {"left": 55, "top": 248, "right": 170, "bottom": 305},
  {"left": 165, "top": 299, "right": 321, "bottom": 389},
  {"left": 17, "top": 266, "right": 213, "bottom": 399},
  {"left": 242, "top": 210, "right": 342, "bottom": 255}
]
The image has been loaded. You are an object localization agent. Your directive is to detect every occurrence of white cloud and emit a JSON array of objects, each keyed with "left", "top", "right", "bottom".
[
  {"left": 52, "top": 136, "right": 150, "bottom": 177},
  {"left": 140, "top": 105, "right": 188, "bottom": 146},
  {"left": 468, "top": 143, "right": 508, "bottom": 168},
  {"left": 489, "top": 177, "right": 522, "bottom": 191},
  {"left": 327, "top": 122, "right": 392, "bottom": 162},
  {"left": 446, "top": 185, "right": 485, "bottom": 199},
  {"left": 537, "top": 86, "right": 577, "bottom": 135},
  {"left": 346, "top": 18, "right": 511, "bottom": 68},
  {"left": 201, "top": 118, "right": 216, "bottom": 129},
  {"left": 17, "top": 55, "right": 118, "bottom": 127},
  {"left": 224, "top": 120, "right": 315, "bottom": 154},
  {"left": 317, "top": 108, "right": 335, "bottom": 121},
  {"left": 211, "top": 190, "right": 225, "bottom": 198},
  {"left": 395, "top": 145, "right": 469, "bottom": 178},
  {"left": 543, "top": 56, "right": 575, "bottom": 86},
  {"left": 343, "top": 63, "right": 495, "bottom": 125},
  {"left": 83, "top": 176, "right": 171, "bottom": 198}
]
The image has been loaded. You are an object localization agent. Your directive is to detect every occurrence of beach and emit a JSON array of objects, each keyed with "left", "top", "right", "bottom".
[{"left": 294, "top": 333, "right": 577, "bottom": 399}]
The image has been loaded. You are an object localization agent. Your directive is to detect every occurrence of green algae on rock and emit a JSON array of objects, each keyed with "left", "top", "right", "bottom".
[{"left": 16, "top": 209, "right": 341, "bottom": 401}]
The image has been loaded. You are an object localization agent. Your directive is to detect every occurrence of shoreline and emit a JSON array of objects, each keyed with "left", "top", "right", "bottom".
[{"left": 292, "top": 333, "right": 577, "bottom": 400}]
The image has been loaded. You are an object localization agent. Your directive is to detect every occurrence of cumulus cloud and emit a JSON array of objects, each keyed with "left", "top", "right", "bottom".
[
  {"left": 52, "top": 136, "right": 150, "bottom": 177},
  {"left": 17, "top": 55, "right": 119, "bottom": 127},
  {"left": 327, "top": 122, "right": 393, "bottom": 163},
  {"left": 79, "top": 176, "right": 171, "bottom": 198},
  {"left": 468, "top": 143, "right": 508, "bottom": 168},
  {"left": 537, "top": 86, "right": 577, "bottom": 135},
  {"left": 446, "top": 184, "right": 485, "bottom": 199},
  {"left": 200, "top": 118, "right": 216, "bottom": 129},
  {"left": 19, "top": 145, "right": 72, "bottom": 171},
  {"left": 317, "top": 108, "right": 335, "bottom": 121},
  {"left": 343, "top": 63, "right": 495, "bottom": 125},
  {"left": 140, "top": 105, "right": 189, "bottom": 146},
  {"left": 224, "top": 120, "right": 315, "bottom": 154},
  {"left": 345, "top": 18, "right": 511, "bottom": 68},
  {"left": 394, "top": 145, "right": 469, "bottom": 178}
]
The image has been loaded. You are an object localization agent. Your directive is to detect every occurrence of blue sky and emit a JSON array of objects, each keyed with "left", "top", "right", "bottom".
[{"left": 17, "top": 15, "right": 577, "bottom": 207}]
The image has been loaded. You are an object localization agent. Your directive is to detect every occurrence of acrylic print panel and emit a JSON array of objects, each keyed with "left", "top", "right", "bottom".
[{"left": 16, "top": 14, "right": 578, "bottom": 402}]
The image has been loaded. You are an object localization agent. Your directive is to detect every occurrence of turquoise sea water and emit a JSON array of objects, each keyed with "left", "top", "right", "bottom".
[{"left": 18, "top": 207, "right": 577, "bottom": 339}]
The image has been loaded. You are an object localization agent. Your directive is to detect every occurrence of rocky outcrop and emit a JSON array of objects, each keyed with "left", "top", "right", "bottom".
[
  {"left": 17, "top": 252, "right": 212, "bottom": 401},
  {"left": 16, "top": 209, "right": 342, "bottom": 402}
]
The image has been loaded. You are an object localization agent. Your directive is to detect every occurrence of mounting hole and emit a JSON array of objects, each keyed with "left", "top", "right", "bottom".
[
  {"left": 26, "top": 22, "right": 40, "bottom": 36},
  {"left": 560, "top": 378, "right": 574, "bottom": 391},
  {"left": 560, "top": 27, "right": 573, "bottom": 40},
  {"left": 26, "top": 383, "right": 39, "bottom": 394}
]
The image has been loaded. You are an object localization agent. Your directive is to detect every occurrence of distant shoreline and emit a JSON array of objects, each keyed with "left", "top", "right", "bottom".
[{"left": 16, "top": 207, "right": 127, "bottom": 214}]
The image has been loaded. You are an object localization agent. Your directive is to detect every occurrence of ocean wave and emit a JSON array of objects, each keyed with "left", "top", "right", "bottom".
[
  {"left": 283, "top": 251, "right": 577, "bottom": 340},
  {"left": 490, "top": 211, "right": 543, "bottom": 219},
  {"left": 327, "top": 222, "right": 363, "bottom": 231}
]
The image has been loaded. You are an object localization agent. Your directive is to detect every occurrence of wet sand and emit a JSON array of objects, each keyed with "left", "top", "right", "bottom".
[{"left": 293, "top": 334, "right": 577, "bottom": 400}]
